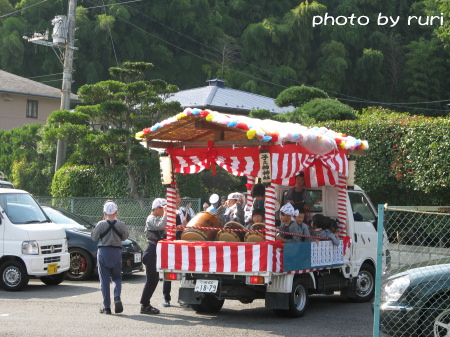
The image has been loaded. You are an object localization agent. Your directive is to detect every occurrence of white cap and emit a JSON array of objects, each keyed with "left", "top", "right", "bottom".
[
  {"left": 103, "top": 202, "right": 118, "bottom": 215},
  {"left": 152, "top": 198, "right": 167, "bottom": 210},
  {"left": 209, "top": 194, "right": 219, "bottom": 204},
  {"left": 280, "top": 203, "right": 295, "bottom": 216},
  {"left": 227, "top": 192, "right": 241, "bottom": 200}
]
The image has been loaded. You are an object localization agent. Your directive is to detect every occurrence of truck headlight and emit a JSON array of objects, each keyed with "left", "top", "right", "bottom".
[
  {"left": 381, "top": 276, "right": 410, "bottom": 302},
  {"left": 22, "top": 241, "right": 39, "bottom": 255},
  {"left": 64, "top": 238, "right": 68, "bottom": 253}
]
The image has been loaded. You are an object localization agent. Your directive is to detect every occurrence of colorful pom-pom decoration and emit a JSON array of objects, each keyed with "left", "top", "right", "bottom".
[{"left": 247, "top": 129, "right": 257, "bottom": 139}]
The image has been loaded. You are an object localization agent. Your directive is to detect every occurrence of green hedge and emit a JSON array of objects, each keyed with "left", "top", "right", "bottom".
[
  {"left": 323, "top": 107, "right": 450, "bottom": 206},
  {"left": 51, "top": 155, "right": 166, "bottom": 198}
]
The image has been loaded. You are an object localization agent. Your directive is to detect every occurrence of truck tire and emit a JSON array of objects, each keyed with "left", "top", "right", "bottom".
[
  {"left": 273, "top": 277, "right": 309, "bottom": 318},
  {"left": 66, "top": 248, "right": 94, "bottom": 281},
  {"left": 191, "top": 294, "right": 225, "bottom": 313},
  {"left": 41, "top": 272, "right": 67, "bottom": 286},
  {"left": 287, "top": 277, "right": 309, "bottom": 317},
  {"left": 0, "top": 260, "right": 29, "bottom": 291},
  {"left": 348, "top": 264, "right": 375, "bottom": 303}
]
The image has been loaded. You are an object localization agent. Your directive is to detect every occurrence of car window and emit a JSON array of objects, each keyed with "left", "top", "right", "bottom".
[
  {"left": 43, "top": 207, "right": 87, "bottom": 229},
  {"left": 1, "top": 193, "right": 47, "bottom": 224},
  {"left": 348, "top": 191, "right": 376, "bottom": 222}
]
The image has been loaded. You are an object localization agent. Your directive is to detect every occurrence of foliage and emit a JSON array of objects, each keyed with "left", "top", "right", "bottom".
[
  {"left": 10, "top": 158, "right": 52, "bottom": 196},
  {"left": 75, "top": 62, "right": 181, "bottom": 198},
  {"left": 323, "top": 107, "right": 450, "bottom": 206},
  {"left": 301, "top": 98, "right": 358, "bottom": 121},
  {"left": 0, "top": 0, "right": 448, "bottom": 113},
  {"left": 275, "top": 85, "right": 328, "bottom": 107},
  {"left": 0, "top": 124, "right": 54, "bottom": 195}
]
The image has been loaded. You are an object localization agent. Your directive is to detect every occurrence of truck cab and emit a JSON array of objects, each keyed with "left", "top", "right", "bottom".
[{"left": 0, "top": 189, "right": 70, "bottom": 291}]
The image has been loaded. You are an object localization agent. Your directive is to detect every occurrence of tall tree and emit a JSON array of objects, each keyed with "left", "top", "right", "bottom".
[{"left": 76, "top": 62, "right": 181, "bottom": 198}]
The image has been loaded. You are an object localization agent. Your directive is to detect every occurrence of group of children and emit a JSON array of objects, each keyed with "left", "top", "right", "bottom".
[{"left": 246, "top": 202, "right": 341, "bottom": 246}]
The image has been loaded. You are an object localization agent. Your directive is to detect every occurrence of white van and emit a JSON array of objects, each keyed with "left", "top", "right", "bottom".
[{"left": 0, "top": 188, "right": 70, "bottom": 291}]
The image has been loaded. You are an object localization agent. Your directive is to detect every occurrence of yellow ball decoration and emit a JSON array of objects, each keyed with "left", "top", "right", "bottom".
[
  {"left": 247, "top": 129, "right": 257, "bottom": 139},
  {"left": 206, "top": 114, "right": 215, "bottom": 122}
]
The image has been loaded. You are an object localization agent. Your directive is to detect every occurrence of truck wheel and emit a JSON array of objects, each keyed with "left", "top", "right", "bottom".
[
  {"left": 191, "top": 294, "right": 224, "bottom": 313},
  {"left": 41, "top": 272, "right": 67, "bottom": 286},
  {"left": 348, "top": 264, "right": 375, "bottom": 303},
  {"left": 287, "top": 277, "right": 309, "bottom": 317},
  {"left": 66, "top": 248, "right": 94, "bottom": 281},
  {"left": 0, "top": 260, "right": 29, "bottom": 291}
]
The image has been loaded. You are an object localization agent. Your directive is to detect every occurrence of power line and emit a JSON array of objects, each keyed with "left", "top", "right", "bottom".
[
  {"left": 121, "top": 3, "right": 450, "bottom": 112},
  {"left": 83, "top": 0, "right": 141, "bottom": 10},
  {"left": 0, "top": 0, "right": 50, "bottom": 19},
  {"left": 28, "top": 72, "right": 63, "bottom": 79}
]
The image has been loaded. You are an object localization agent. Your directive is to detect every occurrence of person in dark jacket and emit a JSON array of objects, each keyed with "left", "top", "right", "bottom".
[
  {"left": 91, "top": 201, "right": 129, "bottom": 315},
  {"left": 285, "top": 172, "right": 311, "bottom": 213},
  {"left": 140, "top": 198, "right": 167, "bottom": 315}
]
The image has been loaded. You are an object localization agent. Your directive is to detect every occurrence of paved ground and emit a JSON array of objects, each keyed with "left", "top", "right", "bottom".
[{"left": 0, "top": 272, "right": 374, "bottom": 337}]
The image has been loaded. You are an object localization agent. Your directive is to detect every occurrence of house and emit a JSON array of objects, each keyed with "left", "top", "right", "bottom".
[
  {"left": 165, "top": 79, "right": 294, "bottom": 115},
  {"left": 0, "top": 70, "right": 80, "bottom": 130}
]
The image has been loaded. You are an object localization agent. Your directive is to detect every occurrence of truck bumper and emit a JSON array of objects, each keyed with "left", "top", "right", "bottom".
[{"left": 23, "top": 252, "right": 70, "bottom": 276}]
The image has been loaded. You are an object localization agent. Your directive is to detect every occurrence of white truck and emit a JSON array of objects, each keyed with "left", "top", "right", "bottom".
[
  {"left": 137, "top": 108, "right": 388, "bottom": 316},
  {"left": 0, "top": 188, "right": 70, "bottom": 291}
]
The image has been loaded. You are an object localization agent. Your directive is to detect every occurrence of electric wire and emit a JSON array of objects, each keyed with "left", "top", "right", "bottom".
[
  {"left": 119, "top": 2, "right": 450, "bottom": 112},
  {"left": 0, "top": 0, "right": 50, "bottom": 19},
  {"left": 13, "top": 0, "right": 450, "bottom": 112},
  {"left": 99, "top": 0, "right": 119, "bottom": 66}
]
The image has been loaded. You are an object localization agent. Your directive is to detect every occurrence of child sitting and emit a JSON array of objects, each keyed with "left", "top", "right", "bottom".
[
  {"left": 246, "top": 208, "right": 265, "bottom": 229},
  {"left": 310, "top": 214, "right": 340, "bottom": 246},
  {"left": 276, "top": 203, "right": 305, "bottom": 243},
  {"left": 293, "top": 210, "right": 311, "bottom": 242}
]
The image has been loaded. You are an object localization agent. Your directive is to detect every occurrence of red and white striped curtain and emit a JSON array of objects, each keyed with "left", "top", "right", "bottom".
[{"left": 167, "top": 144, "right": 348, "bottom": 189}]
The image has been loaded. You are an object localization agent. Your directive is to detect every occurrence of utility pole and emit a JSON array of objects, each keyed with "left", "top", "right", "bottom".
[
  {"left": 25, "top": 0, "right": 78, "bottom": 172},
  {"left": 55, "top": 0, "right": 77, "bottom": 172}
]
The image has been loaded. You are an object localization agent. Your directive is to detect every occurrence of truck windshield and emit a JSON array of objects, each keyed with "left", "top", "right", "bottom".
[
  {"left": 0, "top": 193, "right": 49, "bottom": 225},
  {"left": 348, "top": 191, "right": 376, "bottom": 222}
]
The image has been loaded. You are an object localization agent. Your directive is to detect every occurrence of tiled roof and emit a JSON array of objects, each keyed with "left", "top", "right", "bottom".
[
  {"left": 0, "top": 69, "right": 79, "bottom": 101},
  {"left": 166, "top": 79, "right": 294, "bottom": 114}
]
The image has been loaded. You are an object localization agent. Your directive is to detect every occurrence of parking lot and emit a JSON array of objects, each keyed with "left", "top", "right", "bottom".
[{"left": 0, "top": 272, "right": 374, "bottom": 337}]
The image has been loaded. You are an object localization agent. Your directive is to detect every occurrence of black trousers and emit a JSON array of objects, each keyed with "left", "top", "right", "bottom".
[
  {"left": 163, "top": 280, "right": 171, "bottom": 302},
  {"left": 140, "top": 243, "right": 158, "bottom": 307}
]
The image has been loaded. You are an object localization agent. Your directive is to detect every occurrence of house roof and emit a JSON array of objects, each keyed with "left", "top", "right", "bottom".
[
  {"left": 165, "top": 79, "right": 294, "bottom": 114},
  {"left": 0, "top": 69, "right": 79, "bottom": 102}
]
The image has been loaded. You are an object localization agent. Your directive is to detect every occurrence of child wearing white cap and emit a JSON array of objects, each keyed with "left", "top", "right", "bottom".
[
  {"left": 206, "top": 194, "right": 220, "bottom": 213},
  {"left": 276, "top": 203, "right": 306, "bottom": 243}
]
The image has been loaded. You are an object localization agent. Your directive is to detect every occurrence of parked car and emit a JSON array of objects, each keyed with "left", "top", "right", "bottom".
[
  {"left": 0, "top": 180, "right": 14, "bottom": 188},
  {"left": 41, "top": 205, "right": 143, "bottom": 281},
  {"left": 379, "top": 261, "right": 450, "bottom": 337}
]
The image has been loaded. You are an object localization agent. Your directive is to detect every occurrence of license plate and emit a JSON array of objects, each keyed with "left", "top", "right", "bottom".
[
  {"left": 47, "top": 263, "right": 58, "bottom": 274},
  {"left": 134, "top": 253, "right": 142, "bottom": 263},
  {"left": 194, "top": 280, "right": 219, "bottom": 293}
]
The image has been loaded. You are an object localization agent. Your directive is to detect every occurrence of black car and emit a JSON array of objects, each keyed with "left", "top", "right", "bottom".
[
  {"left": 379, "top": 262, "right": 450, "bottom": 337},
  {"left": 42, "top": 206, "right": 143, "bottom": 281}
]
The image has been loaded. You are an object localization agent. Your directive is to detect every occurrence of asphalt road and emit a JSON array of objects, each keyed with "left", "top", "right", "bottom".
[{"left": 0, "top": 272, "right": 374, "bottom": 337}]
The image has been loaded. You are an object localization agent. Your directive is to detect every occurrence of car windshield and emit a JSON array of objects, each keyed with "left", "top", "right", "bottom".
[
  {"left": 42, "top": 207, "right": 90, "bottom": 230},
  {"left": 0, "top": 192, "right": 49, "bottom": 224}
]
